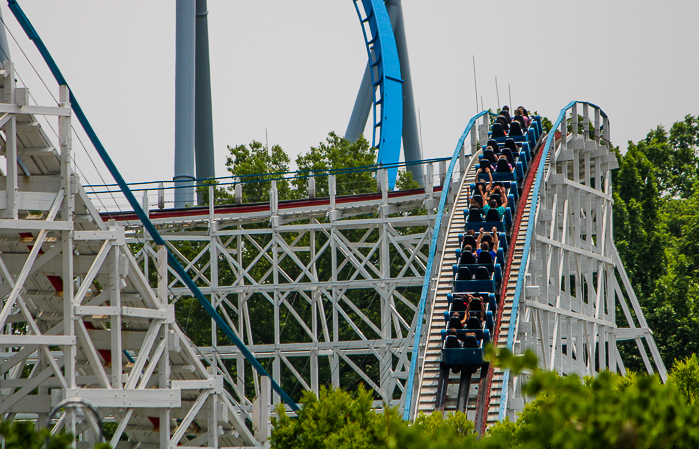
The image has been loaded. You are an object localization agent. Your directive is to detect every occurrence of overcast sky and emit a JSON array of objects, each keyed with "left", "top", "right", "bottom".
[{"left": 4, "top": 0, "right": 698, "bottom": 192}]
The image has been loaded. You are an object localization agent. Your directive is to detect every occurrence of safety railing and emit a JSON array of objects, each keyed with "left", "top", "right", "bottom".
[
  {"left": 84, "top": 158, "right": 452, "bottom": 214},
  {"left": 497, "top": 101, "right": 609, "bottom": 421},
  {"left": 402, "top": 109, "right": 491, "bottom": 420}
]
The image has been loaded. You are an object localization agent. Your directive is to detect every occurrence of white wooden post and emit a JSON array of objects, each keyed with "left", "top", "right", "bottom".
[
  {"left": 308, "top": 172, "right": 316, "bottom": 199},
  {"left": 439, "top": 160, "right": 446, "bottom": 186},
  {"left": 235, "top": 177, "right": 242, "bottom": 205},
  {"left": 158, "top": 182, "right": 165, "bottom": 209},
  {"left": 425, "top": 163, "right": 434, "bottom": 198}
]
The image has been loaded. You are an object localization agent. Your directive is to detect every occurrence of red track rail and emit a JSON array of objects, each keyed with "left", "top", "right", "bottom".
[{"left": 99, "top": 186, "right": 441, "bottom": 222}]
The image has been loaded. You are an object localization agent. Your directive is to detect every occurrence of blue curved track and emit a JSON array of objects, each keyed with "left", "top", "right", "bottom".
[{"left": 353, "top": 0, "right": 403, "bottom": 187}]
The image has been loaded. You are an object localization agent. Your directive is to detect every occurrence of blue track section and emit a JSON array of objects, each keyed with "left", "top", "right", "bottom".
[
  {"left": 353, "top": 0, "right": 403, "bottom": 187},
  {"left": 402, "top": 110, "right": 490, "bottom": 420},
  {"left": 7, "top": 0, "right": 300, "bottom": 412}
]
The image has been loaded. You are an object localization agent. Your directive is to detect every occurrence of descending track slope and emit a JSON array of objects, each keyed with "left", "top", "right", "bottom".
[{"left": 411, "top": 114, "right": 546, "bottom": 428}]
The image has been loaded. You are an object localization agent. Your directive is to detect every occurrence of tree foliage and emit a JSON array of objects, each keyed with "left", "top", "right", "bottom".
[
  {"left": 613, "top": 114, "right": 699, "bottom": 369},
  {"left": 269, "top": 348, "right": 699, "bottom": 449},
  {"left": 0, "top": 420, "right": 110, "bottom": 449}
]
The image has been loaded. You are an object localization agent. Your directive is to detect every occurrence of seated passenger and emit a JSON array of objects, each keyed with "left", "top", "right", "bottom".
[
  {"left": 509, "top": 121, "right": 524, "bottom": 137},
  {"left": 504, "top": 139, "right": 518, "bottom": 153},
  {"left": 477, "top": 164, "right": 495, "bottom": 182},
  {"left": 495, "top": 156, "right": 513, "bottom": 173},
  {"left": 451, "top": 297, "right": 467, "bottom": 312},
  {"left": 518, "top": 106, "right": 532, "bottom": 127},
  {"left": 459, "top": 246, "right": 477, "bottom": 264},
  {"left": 490, "top": 185, "right": 509, "bottom": 209},
  {"left": 462, "top": 333, "right": 479, "bottom": 348},
  {"left": 487, "top": 139, "right": 501, "bottom": 153},
  {"left": 499, "top": 106, "right": 512, "bottom": 124},
  {"left": 491, "top": 123, "right": 507, "bottom": 139},
  {"left": 448, "top": 312, "right": 464, "bottom": 331},
  {"left": 513, "top": 109, "right": 527, "bottom": 129},
  {"left": 477, "top": 226, "right": 500, "bottom": 252},
  {"left": 496, "top": 115, "right": 509, "bottom": 132},
  {"left": 483, "top": 198, "right": 506, "bottom": 221},
  {"left": 483, "top": 146, "right": 498, "bottom": 164},
  {"left": 501, "top": 148, "right": 516, "bottom": 164},
  {"left": 467, "top": 207, "right": 484, "bottom": 222}
]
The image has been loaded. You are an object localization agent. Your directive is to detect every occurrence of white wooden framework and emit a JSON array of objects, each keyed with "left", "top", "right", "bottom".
[
  {"left": 0, "top": 61, "right": 260, "bottom": 449},
  {"left": 0, "top": 55, "right": 669, "bottom": 446},
  {"left": 504, "top": 103, "right": 667, "bottom": 419},
  {"left": 126, "top": 168, "right": 448, "bottom": 413}
]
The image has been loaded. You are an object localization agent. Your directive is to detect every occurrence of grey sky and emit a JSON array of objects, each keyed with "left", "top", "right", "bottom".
[{"left": 5, "top": 1, "right": 698, "bottom": 188}]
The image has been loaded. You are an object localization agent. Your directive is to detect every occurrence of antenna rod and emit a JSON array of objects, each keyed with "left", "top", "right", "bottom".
[
  {"left": 418, "top": 108, "right": 424, "bottom": 154},
  {"left": 472, "top": 55, "right": 479, "bottom": 114},
  {"left": 495, "top": 75, "right": 500, "bottom": 110},
  {"left": 509, "top": 83, "right": 512, "bottom": 111}
]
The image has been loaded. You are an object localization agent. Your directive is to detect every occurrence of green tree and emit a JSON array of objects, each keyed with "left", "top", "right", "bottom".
[
  {"left": 226, "top": 140, "right": 294, "bottom": 202},
  {"left": 294, "top": 132, "right": 377, "bottom": 197},
  {"left": 612, "top": 114, "right": 699, "bottom": 368},
  {"left": 667, "top": 354, "right": 699, "bottom": 406},
  {"left": 0, "top": 419, "right": 110, "bottom": 449}
]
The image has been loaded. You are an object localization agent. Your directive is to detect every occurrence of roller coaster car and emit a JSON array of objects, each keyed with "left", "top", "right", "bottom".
[
  {"left": 455, "top": 246, "right": 505, "bottom": 267},
  {"left": 444, "top": 302, "right": 494, "bottom": 333},
  {"left": 480, "top": 145, "right": 528, "bottom": 172},
  {"left": 471, "top": 181, "right": 518, "bottom": 203},
  {"left": 453, "top": 267, "right": 496, "bottom": 294},
  {"left": 490, "top": 123, "right": 537, "bottom": 149},
  {"left": 440, "top": 328, "right": 491, "bottom": 367},
  {"left": 464, "top": 208, "right": 512, "bottom": 234},
  {"left": 458, "top": 232, "right": 508, "bottom": 254},
  {"left": 452, "top": 263, "right": 502, "bottom": 284},
  {"left": 448, "top": 292, "right": 497, "bottom": 315},
  {"left": 477, "top": 161, "right": 524, "bottom": 183}
]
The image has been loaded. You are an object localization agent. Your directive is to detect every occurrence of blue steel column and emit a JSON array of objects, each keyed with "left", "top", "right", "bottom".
[
  {"left": 344, "top": 62, "right": 373, "bottom": 143},
  {"left": 195, "top": 0, "right": 215, "bottom": 205},
  {"left": 348, "top": 0, "right": 422, "bottom": 185},
  {"left": 386, "top": 0, "right": 423, "bottom": 183},
  {"left": 174, "top": 0, "right": 196, "bottom": 208}
]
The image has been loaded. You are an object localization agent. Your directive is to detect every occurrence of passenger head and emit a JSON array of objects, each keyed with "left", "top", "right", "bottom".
[
  {"left": 464, "top": 245, "right": 473, "bottom": 253},
  {"left": 486, "top": 146, "right": 495, "bottom": 152},
  {"left": 489, "top": 199, "right": 498, "bottom": 208},
  {"left": 514, "top": 109, "right": 523, "bottom": 116},
  {"left": 502, "top": 105, "right": 509, "bottom": 112},
  {"left": 481, "top": 242, "right": 489, "bottom": 251}
]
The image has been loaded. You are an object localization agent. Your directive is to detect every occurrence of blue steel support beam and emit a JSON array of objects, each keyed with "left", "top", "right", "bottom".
[
  {"left": 7, "top": 0, "right": 299, "bottom": 413},
  {"left": 354, "top": 0, "right": 403, "bottom": 187}
]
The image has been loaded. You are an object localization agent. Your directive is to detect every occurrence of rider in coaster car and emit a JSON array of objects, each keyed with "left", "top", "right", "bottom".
[{"left": 483, "top": 198, "right": 506, "bottom": 220}]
